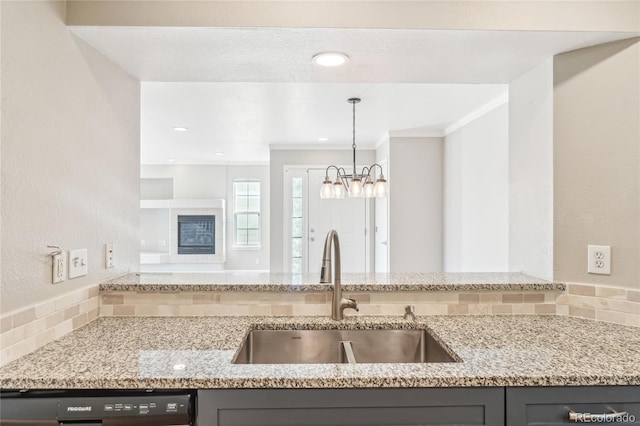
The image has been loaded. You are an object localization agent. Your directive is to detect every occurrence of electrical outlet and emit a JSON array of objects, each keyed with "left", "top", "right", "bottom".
[
  {"left": 52, "top": 251, "right": 66, "bottom": 284},
  {"left": 69, "top": 248, "right": 88, "bottom": 279},
  {"left": 105, "top": 243, "right": 114, "bottom": 268},
  {"left": 587, "top": 245, "right": 611, "bottom": 275}
]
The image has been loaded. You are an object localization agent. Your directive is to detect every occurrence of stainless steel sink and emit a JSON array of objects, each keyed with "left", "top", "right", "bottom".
[{"left": 232, "top": 329, "right": 458, "bottom": 364}]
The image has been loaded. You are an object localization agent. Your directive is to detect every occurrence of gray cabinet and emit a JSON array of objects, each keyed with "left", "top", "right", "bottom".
[
  {"left": 506, "top": 386, "right": 640, "bottom": 425},
  {"left": 197, "top": 388, "right": 505, "bottom": 426},
  {"left": 197, "top": 386, "right": 640, "bottom": 426}
]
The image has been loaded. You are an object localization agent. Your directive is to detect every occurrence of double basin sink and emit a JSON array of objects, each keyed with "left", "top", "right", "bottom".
[{"left": 233, "top": 329, "right": 458, "bottom": 364}]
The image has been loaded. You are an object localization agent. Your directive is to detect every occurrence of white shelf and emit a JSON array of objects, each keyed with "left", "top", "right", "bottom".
[
  {"left": 140, "top": 251, "right": 171, "bottom": 264},
  {"left": 140, "top": 199, "right": 170, "bottom": 209}
]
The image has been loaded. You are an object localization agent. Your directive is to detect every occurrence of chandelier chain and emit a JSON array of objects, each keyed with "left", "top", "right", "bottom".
[{"left": 352, "top": 100, "right": 356, "bottom": 151}]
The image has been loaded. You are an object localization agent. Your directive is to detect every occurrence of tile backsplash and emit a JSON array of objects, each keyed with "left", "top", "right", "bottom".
[
  {"left": 0, "top": 286, "right": 99, "bottom": 366},
  {"left": 1, "top": 281, "right": 638, "bottom": 366},
  {"left": 97, "top": 290, "right": 561, "bottom": 317},
  {"left": 556, "top": 283, "right": 640, "bottom": 327}
]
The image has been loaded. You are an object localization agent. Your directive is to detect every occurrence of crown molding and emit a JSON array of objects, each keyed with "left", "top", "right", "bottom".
[
  {"left": 269, "top": 143, "right": 376, "bottom": 151},
  {"left": 444, "top": 92, "right": 509, "bottom": 136}
]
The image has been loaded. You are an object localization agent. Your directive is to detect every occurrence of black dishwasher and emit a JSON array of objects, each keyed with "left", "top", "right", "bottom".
[{"left": 0, "top": 389, "right": 195, "bottom": 425}]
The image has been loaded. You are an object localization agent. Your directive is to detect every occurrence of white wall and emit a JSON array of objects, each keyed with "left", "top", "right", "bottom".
[
  {"left": 142, "top": 165, "right": 226, "bottom": 199},
  {"left": 509, "top": 59, "right": 554, "bottom": 280},
  {"left": 140, "top": 178, "right": 173, "bottom": 199},
  {"left": 1, "top": 1, "right": 140, "bottom": 313},
  {"left": 140, "top": 164, "right": 270, "bottom": 270},
  {"left": 444, "top": 103, "right": 509, "bottom": 272},
  {"left": 553, "top": 38, "right": 640, "bottom": 289},
  {"left": 389, "top": 137, "right": 443, "bottom": 273},
  {"left": 375, "top": 136, "right": 390, "bottom": 272},
  {"left": 140, "top": 209, "right": 170, "bottom": 252},
  {"left": 269, "top": 149, "right": 375, "bottom": 272},
  {"left": 376, "top": 136, "right": 389, "bottom": 166}
]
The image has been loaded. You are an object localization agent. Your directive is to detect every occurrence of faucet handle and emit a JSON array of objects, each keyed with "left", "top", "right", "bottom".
[{"left": 403, "top": 305, "right": 416, "bottom": 321}]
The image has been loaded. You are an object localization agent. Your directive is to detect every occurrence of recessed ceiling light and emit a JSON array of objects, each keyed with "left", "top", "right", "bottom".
[
  {"left": 173, "top": 364, "right": 186, "bottom": 370},
  {"left": 318, "top": 137, "right": 329, "bottom": 142},
  {"left": 173, "top": 127, "right": 188, "bottom": 132},
  {"left": 168, "top": 158, "right": 175, "bottom": 162},
  {"left": 215, "top": 152, "right": 224, "bottom": 156},
  {"left": 312, "top": 52, "right": 349, "bottom": 67}
]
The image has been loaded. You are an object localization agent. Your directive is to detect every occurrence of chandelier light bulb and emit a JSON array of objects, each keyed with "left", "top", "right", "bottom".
[
  {"left": 333, "top": 181, "right": 346, "bottom": 199},
  {"left": 363, "top": 178, "right": 375, "bottom": 198},
  {"left": 320, "top": 178, "right": 335, "bottom": 199},
  {"left": 374, "top": 176, "right": 388, "bottom": 197},
  {"left": 349, "top": 178, "right": 364, "bottom": 197}
]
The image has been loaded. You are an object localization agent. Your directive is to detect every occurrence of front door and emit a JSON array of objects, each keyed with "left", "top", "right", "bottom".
[{"left": 307, "top": 168, "right": 369, "bottom": 274}]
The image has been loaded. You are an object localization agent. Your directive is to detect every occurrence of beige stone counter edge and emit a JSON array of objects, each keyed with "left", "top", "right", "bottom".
[
  {"left": 3, "top": 375, "right": 640, "bottom": 390},
  {"left": 99, "top": 272, "right": 565, "bottom": 292}
]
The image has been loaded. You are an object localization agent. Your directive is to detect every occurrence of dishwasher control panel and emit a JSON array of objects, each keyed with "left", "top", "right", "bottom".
[
  {"left": 1, "top": 391, "right": 194, "bottom": 425},
  {"left": 58, "top": 394, "right": 191, "bottom": 420}
]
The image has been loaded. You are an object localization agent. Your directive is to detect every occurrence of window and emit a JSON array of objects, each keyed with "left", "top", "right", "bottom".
[
  {"left": 291, "top": 177, "right": 303, "bottom": 273},
  {"left": 234, "top": 180, "right": 260, "bottom": 248}
]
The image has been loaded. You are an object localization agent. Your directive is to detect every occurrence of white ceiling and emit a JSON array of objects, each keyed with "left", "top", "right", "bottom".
[
  {"left": 70, "top": 27, "right": 638, "bottom": 164},
  {"left": 141, "top": 83, "right": 507, "bottom": 164}
]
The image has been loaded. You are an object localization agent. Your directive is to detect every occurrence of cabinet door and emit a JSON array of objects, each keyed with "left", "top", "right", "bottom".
[
  {"left": 506, "top": 386, "right": 640, "bottom": 425},
  {"left": 198, "top": 388, "right": 504, "bottom": 426}
]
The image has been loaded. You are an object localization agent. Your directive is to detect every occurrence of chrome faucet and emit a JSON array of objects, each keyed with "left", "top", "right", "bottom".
[{"left": 319, "top": 230, "right": 359, "bottom": 320}]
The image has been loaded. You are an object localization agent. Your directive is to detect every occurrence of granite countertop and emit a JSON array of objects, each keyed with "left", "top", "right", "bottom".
[
  {"left": 1, "top": 315, "right": 638, "bottom": 389},
  {"left": 100, "top": 272, "right": 565, "bottom": 292}
]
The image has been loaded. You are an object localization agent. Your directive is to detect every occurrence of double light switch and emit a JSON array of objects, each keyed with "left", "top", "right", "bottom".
[{"left": 69, "top": 248, "right": 88, "bottom": 279}]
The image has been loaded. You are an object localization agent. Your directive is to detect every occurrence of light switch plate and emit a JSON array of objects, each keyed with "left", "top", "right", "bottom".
[
  {"left": 587, "top": 245, "right": 611, "bottom": 275},
  {"left": 69, "top": 248, "right": 88, "bottom": 278},
  {"left": 105, "top": 243, "right": 114, "bottom": 268}
]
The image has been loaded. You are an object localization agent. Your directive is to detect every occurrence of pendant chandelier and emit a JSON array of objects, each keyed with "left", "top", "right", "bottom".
[{"left": 320, "top": 98, "right": 388, "bottom": 199}]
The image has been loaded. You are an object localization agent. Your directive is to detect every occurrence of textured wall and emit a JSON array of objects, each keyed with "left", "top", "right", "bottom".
[
  {"left": 1, "top": 1, "right": 140, "bottom": 312},
  {"left": 508, "top": 59, "right": 554, "bottom": 281},
  {"left": 553, "top": 38, "right": 640, "bottom": 289},
  {"left": 65, "top": 1, "right": 640, "bottom": 32},
  {"left": 444, "top": 106, "right": 509, "bottom": 272},
  {"left": 0, "top": 0, "right": 3, "bottom": 296}
]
